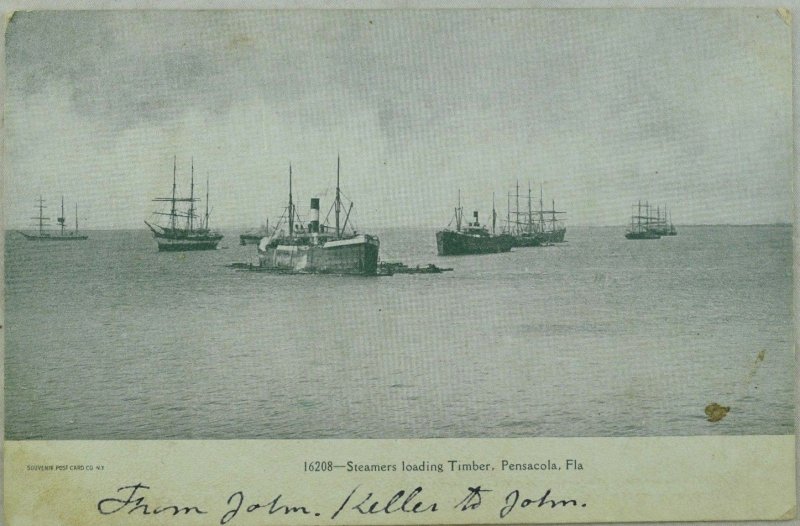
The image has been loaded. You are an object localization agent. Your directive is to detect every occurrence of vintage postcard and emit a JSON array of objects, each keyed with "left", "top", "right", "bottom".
[{"left": 2, "top": 7, "right": 796, "bottom": 525}]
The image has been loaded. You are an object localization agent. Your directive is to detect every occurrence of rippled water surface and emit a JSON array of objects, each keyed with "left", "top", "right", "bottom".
[{"left": 4, "top": 226, "right": 793, "bottom": 439}]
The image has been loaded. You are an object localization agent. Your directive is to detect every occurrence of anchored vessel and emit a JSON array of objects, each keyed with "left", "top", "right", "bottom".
[
  {"left": 537, "top": 197, "right": 567, "bottom": 243},
  {"left": 257, "top": 158, "right": 380, "bottom": 275},
  {"left": 647, "top": 204, "right": 677, "bottom": 236},
  {"left": 625, "top": 201, "right": 662, "bottom": 239},
  {"left": 533, "top": 183, "right": 567, "bottom": 243},
  {"left": 505, "top": 182, "right": 567, "bottom": 246},
  {"left": 19, "top": 196, "right": 88, "bottom": 241},
  {"left": 436, "top": 191, "right": 513, "bottom": 256},
  {"left": 145, "top": 157, "right": 223, "bottom": 251},
  {"left": 506, "top": 182, "right": 541, "bottom": 247}
]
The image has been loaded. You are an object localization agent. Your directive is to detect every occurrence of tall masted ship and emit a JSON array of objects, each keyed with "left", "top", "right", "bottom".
[
  {"left": 646, "top": 204, "right": 677, "bottom": 236},
  {"left": 257, "top": 159, "right": 380, "bottom": 275},
  {"left": 436, "top": 191, "right": 513, "bottom": 256},
  {"left": 145, "top": 157, "right": 224, "bottom": 251},
  {"left": 505, "top": 183, "right": 540, "bottom": 247},
  {"left": 625, "top": 201, "right": 662, "bottom": 239},
  {"left": 505, "top": 182, "right": 567, "bottom": 247},
  {"left": 537, "top": 199, "right": 567, "bottom": 243},
  {"left": 19, "top": 196, "right": 88, "bottom": 241}
]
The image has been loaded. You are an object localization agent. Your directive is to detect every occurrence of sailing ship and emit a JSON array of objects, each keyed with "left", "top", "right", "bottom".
[
  {"left": 436, "top": 190, "right": 513, "bottom": 256},
  {"left": 240, "top": 219, "right": 270, "bottom": 245},
  {"left": 625, "top": 201, "right": 661, "bottom": 239},
  {"left": 144, "top": 157, "right": 223, "bottom": 251},
  {"left": 256, "top": 158, "right": 380, "bottom": 275},
  {"left": 505, "top": 182, "right": 567, "bottom": 246},
  {"left": 533, "top": 183, "right": 566, "bottom": 243},
  {"left": 18, "top": 196, "right": 88, "bottom": 241},
  {"left": 505, "top": 182, "right": 541, "bottom": 247},
  {"left": 647, "top": 204, "right": 677, "bottom": 236},
  {"left": 538, "top": 198, "right": 567, "bottom": 243}
]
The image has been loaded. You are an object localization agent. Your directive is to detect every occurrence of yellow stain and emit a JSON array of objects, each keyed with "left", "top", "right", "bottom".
[
  {"left": 705, "top": 403, "right": 730, "bottom": 423},
  {"left": 776, "top": 8, "right": 791, "bottom": 26}
]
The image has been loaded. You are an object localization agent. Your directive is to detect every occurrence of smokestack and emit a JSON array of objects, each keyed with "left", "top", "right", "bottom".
[
  {"left": 473, "top": 210, "right": 479, "bottom": 226},
  {"left": 309, "top": 198, "right": 320, "bottom": 233}
]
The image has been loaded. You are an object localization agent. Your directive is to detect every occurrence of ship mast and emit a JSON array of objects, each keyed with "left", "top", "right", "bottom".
[
  {"left": 638, "top": 200, "right": 642, "bottom": 231},
  {"left": 188, "top": 158, "right": 195, "bottom": 232},
  {"left": 456, "top": 189, "right": 462, "bottom": 232},
  {"left": 59, "top": 196, "right": 66, "bottom": 236},
  {"left": 335, "top": 156, "right": 341, "bottom": 238},
  {"left": 527, "top": 183, "right": 532, "bottom": 234},
  {"left": 34, "top": 196, "right": 47, "bottom": 236},
  {"left": 539, "top": 183, "right": 545, "bottom": 234},
  {"left": 75, "top": 203, "right": 79, "bottom": 234},
  {"left": 171, "top": 155, "right": 177, "bottom": 231},
  {"left": 205, "top": 175, "right": 210, "bottom": 230},
  {"left": 506, "top": 192, "right": 511, "bottom": 233},
  {"left": 515, "top": 180, "right": 520, "bottom": 234},
  {"left": 288, "top": 164, "right": 294, "bottom": 239},
  {"left": 492, "top": 192, "right": 497, "bottom": 234}
]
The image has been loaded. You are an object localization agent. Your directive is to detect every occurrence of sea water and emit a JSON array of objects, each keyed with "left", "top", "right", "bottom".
[{"left": 4, "top": 226, "right": 793, "bottom": 439}]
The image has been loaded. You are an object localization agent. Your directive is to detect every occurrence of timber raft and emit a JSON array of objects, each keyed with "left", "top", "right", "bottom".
[
  {"left": 379, "top": 262, "right": 453, "bottom": 274},
  {"left": 227, "top": 261, "right": 453, "bottom": 276}
]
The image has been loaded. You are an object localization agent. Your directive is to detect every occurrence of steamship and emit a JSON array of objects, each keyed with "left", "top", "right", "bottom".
[
  {"left": 145, "top": 157, "right": 224, "bottom": 251},
  {"left": 257, "top": 159, "right": 380, "bottom": 275},
  {"left": 436, "top": 191, "right": 513, "bottom": 256}
]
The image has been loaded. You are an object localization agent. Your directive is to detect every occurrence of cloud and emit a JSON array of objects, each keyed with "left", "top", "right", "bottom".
[{"left": 5, "top": 9, "right": 792, "bottom": 227}]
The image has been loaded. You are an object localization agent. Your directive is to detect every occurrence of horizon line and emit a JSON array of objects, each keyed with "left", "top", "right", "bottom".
[{"left": 3, "top": 223, "right": 793, "bottom": 232}]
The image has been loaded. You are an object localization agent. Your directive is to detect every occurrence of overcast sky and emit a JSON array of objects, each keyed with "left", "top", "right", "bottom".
[{"left": 4, "top": 9, "right": 792, "bottom": 229}]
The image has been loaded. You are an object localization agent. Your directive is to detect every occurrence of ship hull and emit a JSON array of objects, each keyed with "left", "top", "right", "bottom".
[
  {"left": 145, "top": 221, "right": 224, "bottom": 251},
  {"left": 647, "top": 225, "right": 676, "bottom": 236},
  {"left": 436, "top": 230, "right": 513, "bottom": 256},
  {"left": 508, "top": 228, "right": 566, "bottom": 247},
  {"left": 154, "top": 235, "right": 223, "bottom": 251},
  {"left": 625, "top": 231, "right": 661, "bottom": 240},
  {"left": 258, "top": 234, "right": 380, "bottom": 275},
  {"left": 18, "top": 232, "right": 88, "bottom": 241},
  {"left": 536, "top": 228, "right": 567, "bottom": 243},
  {"left": 509, "top": 234, "right": 542, "bottom": 247}
]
